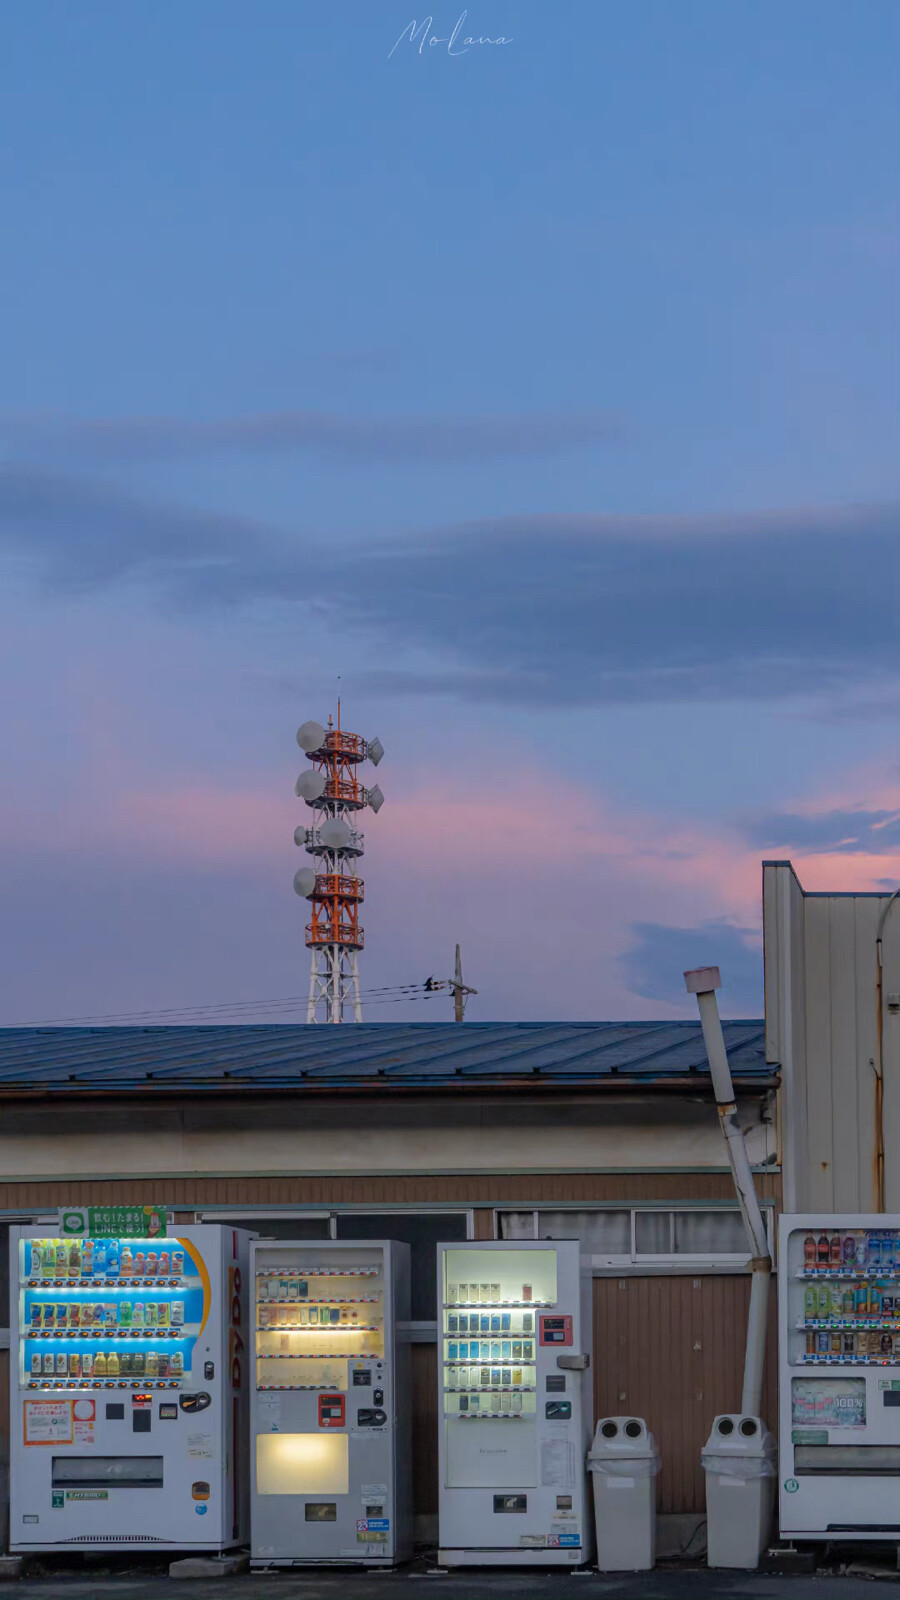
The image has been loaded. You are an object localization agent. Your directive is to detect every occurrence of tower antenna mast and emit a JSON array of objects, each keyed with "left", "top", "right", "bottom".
[{"left": 293, "top": 711, "right": 385, "bottom": 1023}]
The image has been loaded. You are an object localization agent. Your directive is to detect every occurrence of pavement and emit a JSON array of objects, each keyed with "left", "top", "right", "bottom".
[{"left": 5, "top": 1558, "right": 900, "bottom": 1599}]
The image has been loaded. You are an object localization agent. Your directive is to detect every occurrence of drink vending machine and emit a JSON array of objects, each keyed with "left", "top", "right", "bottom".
[
  {"left": 437, "top": 1240, "right": 593, "bottom": 1566},
  {"left": 779, "top": 1213, "right": 900, "bottom": 1541},
  {"left": 249, "top": 1238, "right": 412, "bottom": 1566},
  {"left": 9, "top": 1223, "right": 252, "bottom": 1552}
]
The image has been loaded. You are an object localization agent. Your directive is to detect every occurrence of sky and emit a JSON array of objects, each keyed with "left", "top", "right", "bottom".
[{"left": 1, "top": 1, "right": 899, "bottom": 1025}]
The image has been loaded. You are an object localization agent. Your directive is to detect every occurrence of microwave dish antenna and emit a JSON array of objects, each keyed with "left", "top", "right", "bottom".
[
  {"left": 295, "top": 769, "right": 326, "bottom": 802},
  {"left": 292, "top": 703, "right": 385, "bottom": 1023},
  {"left": 296, "top": 720, "right": 326, "bottom": 754}
]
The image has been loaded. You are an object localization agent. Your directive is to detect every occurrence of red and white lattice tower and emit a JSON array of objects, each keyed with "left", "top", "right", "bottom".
[{"left": 293, "top": 708, "right": 384, "bottom": 1024}]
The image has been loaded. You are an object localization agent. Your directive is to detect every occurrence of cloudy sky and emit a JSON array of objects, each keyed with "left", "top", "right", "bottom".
[{"left": 1, "top": 1, "right": 898, "bottom": 1024}]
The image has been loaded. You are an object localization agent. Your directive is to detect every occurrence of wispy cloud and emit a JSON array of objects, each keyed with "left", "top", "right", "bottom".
[
  {"left": 0, "top": 408, "right": 623, "bottom": 464},
  {"left": 743, "top": 807, "right": 900, "bottom": 855},
  {"left": 2, "top": 463, "right": 900, "bottom": 708}
]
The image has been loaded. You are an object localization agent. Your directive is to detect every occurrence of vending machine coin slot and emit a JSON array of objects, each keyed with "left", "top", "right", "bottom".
[
  {"left": 179, "top": 1393, "right": 211, "bottom": 1413},
  {"left": 318, "top": 1393, "right": 345, "bottom": 1428},
  {"left": 204, "top": 1362, "right": 215, "bottom": 1380},
  {"left": 545, "top": 1400, "right": 572, "bottom": 1420},
  {"left": 356, "top": 1408, "right": 386, "bottom": 1428}
]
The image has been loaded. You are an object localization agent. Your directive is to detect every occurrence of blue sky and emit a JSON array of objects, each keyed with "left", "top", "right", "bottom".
[{"left": 1, "top": 1, "right": 898, "bottom": 1023}]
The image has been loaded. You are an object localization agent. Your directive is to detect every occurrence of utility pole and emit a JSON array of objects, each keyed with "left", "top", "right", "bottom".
[{"left": 450, "top": 944, "right": 476, "bottom": 1022}]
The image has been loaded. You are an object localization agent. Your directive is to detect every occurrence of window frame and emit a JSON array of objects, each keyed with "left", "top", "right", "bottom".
[{"left": 493, "top": 1201, "right": 775, "bottom": 1276}]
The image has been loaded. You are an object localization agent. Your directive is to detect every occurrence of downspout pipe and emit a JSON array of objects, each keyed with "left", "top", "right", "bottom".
[{"left": 685, "top": 966, "right": 771, "bottom": 1419}]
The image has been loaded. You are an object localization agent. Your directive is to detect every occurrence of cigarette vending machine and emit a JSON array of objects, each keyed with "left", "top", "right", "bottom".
[
  {"left": 437, "top": 1240, "right": 593, "bottom": 1566},
  {"left": 250, "top": 1238, "right": 412, "bottom": 1566},
  {"left": 9, "top": 1223, "right": 251, "bottom": 1553},
  {"left": 779, "top": 1213, "right": 900, "bottom": 1541}
]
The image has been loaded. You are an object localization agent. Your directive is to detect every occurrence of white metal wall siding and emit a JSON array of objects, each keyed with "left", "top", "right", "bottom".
[
  {"left": 803, "top": 896, "right": 879, "bottom": 1211},
  {"left": 765, "top": 864, "right": 900, "bottom": 1214}
]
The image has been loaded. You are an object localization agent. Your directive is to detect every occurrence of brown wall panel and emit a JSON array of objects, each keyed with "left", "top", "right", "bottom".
[
  {"left": 410, "top": 1343, "right": 439, "bottom": 1519},
  {"left": 0, "top": 1171, "right": 781, "bottom": 1210},
  {"left": 592, "top": 1273, "right": 777, "bottom": 1514}
]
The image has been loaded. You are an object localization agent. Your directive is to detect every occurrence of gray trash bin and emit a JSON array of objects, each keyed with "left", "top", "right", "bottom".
[
  {"left": 702, "top": 1414, "right": 776, "bottom": 1569},
  {"left": 587, "top": 1416, "right": 659, "bottom": 1571}
]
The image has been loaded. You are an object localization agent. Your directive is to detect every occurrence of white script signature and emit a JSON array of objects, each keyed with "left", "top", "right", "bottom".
[{"left": 389, "top": 12, "right": 513, "bottom": 59}]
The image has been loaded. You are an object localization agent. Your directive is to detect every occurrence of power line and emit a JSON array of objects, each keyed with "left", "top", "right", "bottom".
[{"left": 14, "top": 983, "right": 444, "bottom": 1029}]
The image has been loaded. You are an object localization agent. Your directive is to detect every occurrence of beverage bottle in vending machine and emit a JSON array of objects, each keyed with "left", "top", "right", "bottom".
[
  {"left": 843, "top": 1287, "right": 855, "bottom": 1316},
  {"left": 817, "top": 1233, "right": 830, "bottom": 1265},
  {"left": 843, "top": 1234, "right": 857, "bottom": 1267},
  {"left": 830, "top": 1234, "right": 842, "bottom": 1267},
  {"left": 803, "top": 1233, "right": 817, "bottom": 1266}
]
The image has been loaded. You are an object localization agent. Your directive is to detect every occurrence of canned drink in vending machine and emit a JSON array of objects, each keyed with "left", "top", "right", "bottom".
[
  {"left": 817, "top": 1332, "right": 830, "bottom": 1355},
  {"left": 843, "top": 1332, "right": 856, "bottom": 1356}
]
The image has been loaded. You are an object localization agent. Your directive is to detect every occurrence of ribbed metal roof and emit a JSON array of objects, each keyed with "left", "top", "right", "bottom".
[{"left": 0, "top": 1021, "right": 774, "bottom": 1094}]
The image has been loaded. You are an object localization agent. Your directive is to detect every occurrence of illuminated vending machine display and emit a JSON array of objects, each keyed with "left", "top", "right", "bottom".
[
  {"left": 779, "top": 1213, "right": 900, "bottom": 1541},
  {"left": 9, "top": 1221, "right": 251, "bottom": 1553},
  {"left": 250, "top": 1239, "right": 412, "bottom": 1566},
  {"left": 437, "top": 1240, "right": 592, "bottom": 1566}
]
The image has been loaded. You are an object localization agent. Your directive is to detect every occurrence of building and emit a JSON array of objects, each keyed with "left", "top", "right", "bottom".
[
  {"left": 764, "top": 861, "right": 900, "bottom": 1213},
  {"left": 0, "top": 1018, "right": 779, "bottom": 1540}
]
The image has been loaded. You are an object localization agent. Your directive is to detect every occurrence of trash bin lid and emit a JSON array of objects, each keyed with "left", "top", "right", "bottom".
[
  {"left": 701, "top": 1414, "right": 776, "bottom": 1458},
  {"left": 588, "top": 1416, "right": 660, "bottom": 1464}
]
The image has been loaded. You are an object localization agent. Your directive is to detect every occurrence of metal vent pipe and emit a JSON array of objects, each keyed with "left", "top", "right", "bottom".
[{"left": 684, "top": 966, "right": 771, "bottom": 1418}]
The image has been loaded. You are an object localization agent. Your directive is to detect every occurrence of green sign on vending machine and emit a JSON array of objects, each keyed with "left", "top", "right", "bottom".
[{"left": 59, "top": 1205, "right": 167, "bottom": 1238}]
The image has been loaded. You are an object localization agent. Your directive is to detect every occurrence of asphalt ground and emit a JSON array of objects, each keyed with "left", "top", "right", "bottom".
[{"left": 5, "top": 1557, "right": 900, "bottom": 1599}]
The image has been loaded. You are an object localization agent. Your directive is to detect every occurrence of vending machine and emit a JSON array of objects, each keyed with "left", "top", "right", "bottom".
[
  {"left": 249, "top": 1238, "right": 412, "bottom": 1566},
  {"left": 9, "top": 1221, "right": 251, "bottom": 1553},
  {"left": 779, "top": 1213, "right": 900, "bottom": 1541},
  {"left": 437, "top": 1240, "right": 592, "bottom": 1566}
]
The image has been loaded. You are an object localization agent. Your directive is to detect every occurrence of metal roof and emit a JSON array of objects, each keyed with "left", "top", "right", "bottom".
[{"left": 0, "top": 1021, "right": 775, "bottom": 1096}]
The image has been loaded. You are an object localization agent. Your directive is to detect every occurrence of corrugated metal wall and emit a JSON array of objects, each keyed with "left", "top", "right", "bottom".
[
  {"left": 593, "top": 1274, "right": 778, "bottom": 1514},
  {"left": 765, "top": 862, "right": 900, "bottom": 1213}
]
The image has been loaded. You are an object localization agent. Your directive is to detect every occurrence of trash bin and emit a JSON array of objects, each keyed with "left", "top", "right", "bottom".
[
  {"left": 702, "top": 1414, "right": 776, "bottom": 1569},
  {"left": 587, "top": 1416, "right": 659, "bottom": 1571}
]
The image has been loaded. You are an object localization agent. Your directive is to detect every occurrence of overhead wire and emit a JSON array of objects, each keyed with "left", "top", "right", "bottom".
[{"left": 16, "top": 983, "right": 445, "bottom": 1028}]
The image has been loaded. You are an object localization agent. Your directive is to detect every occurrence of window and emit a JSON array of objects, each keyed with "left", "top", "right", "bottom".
[
  {"left": 497, "top": 1206, "right": 764, "bottom": 1266},
  {"left": 334, "top": 1212, "right": 468, "bottom": 1320},
  {"left": 219, "top": 1215, "right": 332, "bottom": 1241},
  {"left": 501, "top": 1210, "right": 631, "bottom": 1253}
]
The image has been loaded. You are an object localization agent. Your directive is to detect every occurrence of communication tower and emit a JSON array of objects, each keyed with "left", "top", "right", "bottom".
[{"left": 293, "top": 707, "right": 384, "bottom": 1024}]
